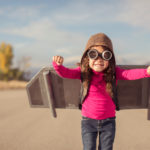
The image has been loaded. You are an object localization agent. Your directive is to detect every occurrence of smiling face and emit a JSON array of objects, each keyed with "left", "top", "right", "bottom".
[{"left": 88, "top": 46, "right": 109, "bottom": 72}]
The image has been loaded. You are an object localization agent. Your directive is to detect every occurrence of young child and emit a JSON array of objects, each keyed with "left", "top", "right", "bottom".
[{"left": 52, "top": 33, "right": 150, "bottom": 150}]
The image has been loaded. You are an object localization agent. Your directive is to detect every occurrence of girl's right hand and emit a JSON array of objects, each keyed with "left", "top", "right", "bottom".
[{"left": 52, "top": 56, "right": 64, "bottom": 66}]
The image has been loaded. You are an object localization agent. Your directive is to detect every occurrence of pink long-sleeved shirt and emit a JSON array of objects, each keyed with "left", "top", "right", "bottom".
[{"left": 53, "top": 62, "right": 150, "bottom": 120}]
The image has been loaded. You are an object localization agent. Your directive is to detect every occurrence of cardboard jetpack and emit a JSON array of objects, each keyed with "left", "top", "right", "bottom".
[{"left": 26, "top": 65, "right": 150, "bottom": 120}]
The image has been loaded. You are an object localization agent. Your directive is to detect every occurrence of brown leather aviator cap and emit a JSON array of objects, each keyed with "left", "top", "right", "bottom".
[{"left": 81, "top": 33, "right": 113, "bottom": 63}]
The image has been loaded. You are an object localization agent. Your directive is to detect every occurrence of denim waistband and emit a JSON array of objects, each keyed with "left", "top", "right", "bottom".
[{"left": 82, "top": 116, "right": 116, "bottom": 121}]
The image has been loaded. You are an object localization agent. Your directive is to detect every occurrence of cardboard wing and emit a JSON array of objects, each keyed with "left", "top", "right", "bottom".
[
  {"left": 26, "top": 65, "right": 150, "bottom": 120},
  {"left": 26, "top": 67, "right": 81, "bottom": 117}
]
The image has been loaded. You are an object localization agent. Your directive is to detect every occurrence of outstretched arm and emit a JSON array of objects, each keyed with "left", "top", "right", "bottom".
[
  {"left": 52, "top": 56, "right": 81, "bottom": 79},
  {"left": 116, "top": 66, "right": 150, "bottom": 80}
]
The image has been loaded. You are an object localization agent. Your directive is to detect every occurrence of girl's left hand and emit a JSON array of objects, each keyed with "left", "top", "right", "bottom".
[{"left": 147, "top": 66, "right": 150, "bottom": 75}]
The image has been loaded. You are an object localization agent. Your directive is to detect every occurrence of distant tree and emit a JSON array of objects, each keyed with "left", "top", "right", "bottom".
[
  {"left": 0, "top": 42, "right": 13, "bottom": 74},
  {"left": 0, "top": 42, "right": 30, "bottom": 81}
]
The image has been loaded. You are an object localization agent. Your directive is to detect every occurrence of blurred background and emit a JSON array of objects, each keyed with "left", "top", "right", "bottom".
[
  {"left": 0, "top": 0, "right": 150, "bottom": 82},
  {"left": 0, "top": 1, "right": 150, "bottom": 150}
]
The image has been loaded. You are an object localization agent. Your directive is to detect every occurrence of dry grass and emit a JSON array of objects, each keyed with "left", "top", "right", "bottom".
[{"left": 0, "top": 80, "right": 27, "bottom": 90}]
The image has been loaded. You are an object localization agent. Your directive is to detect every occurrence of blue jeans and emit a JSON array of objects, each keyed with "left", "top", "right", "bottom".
[{"left": 81, "top": 116, "right": 116, "bottom": 150}]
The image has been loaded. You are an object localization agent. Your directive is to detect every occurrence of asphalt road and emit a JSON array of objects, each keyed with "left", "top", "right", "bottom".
[{"left": 0, "top": 89, "right": 150, "bottom": 150}]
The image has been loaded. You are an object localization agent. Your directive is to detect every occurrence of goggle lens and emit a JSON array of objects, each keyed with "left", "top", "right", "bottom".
[
  {"left": 88, "top": 50, "right": 97, "bottom": 59},
  {"left": 88, "top": 49, "right": 112, "bottom": 60},
  {"left": 102, "top": 51, "right": 112, "bottom": 60}
]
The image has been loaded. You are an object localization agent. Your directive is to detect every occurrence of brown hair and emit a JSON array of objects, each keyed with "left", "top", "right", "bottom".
[{"left": 103, "top": 46, "right": 116, "bottom": 97}]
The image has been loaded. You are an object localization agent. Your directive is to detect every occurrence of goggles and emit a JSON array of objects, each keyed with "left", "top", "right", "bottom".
[{"left": 87, "top": 49, "right": 112, "bottom": 61}]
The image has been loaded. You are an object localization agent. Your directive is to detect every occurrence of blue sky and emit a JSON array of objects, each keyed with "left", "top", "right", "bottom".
[{"left": 0, "top": 0, "right": 150, "bottom": 69}]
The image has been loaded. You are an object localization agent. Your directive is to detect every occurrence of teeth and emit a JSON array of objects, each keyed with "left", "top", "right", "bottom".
[{"left": 95, "top": 64, "right": 103, "bottom": 66}]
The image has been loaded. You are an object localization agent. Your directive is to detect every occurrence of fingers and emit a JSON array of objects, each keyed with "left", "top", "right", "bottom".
[
  {"left": 147, "top": 66, "right": 150, "bottom": 75},
  {"left": 53, "top": 56, "right": 64, "bottom": 65}
]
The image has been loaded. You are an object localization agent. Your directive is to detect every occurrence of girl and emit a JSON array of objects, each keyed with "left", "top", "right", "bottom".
[{"left": 52, "top": 33, "right": 150, "bottom": 150}]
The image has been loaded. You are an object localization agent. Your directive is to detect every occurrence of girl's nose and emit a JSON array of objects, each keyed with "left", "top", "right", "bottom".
[{"left": 96, "top": 56, "right": 103, "bottom": 61}]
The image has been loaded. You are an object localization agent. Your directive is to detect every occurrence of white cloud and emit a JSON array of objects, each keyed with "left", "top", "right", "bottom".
[
  {"left": 0, "top": 17, "right": 87, "bottom": 68},
  {"left": 1, "top": 0, "right": 150, "bottom": 68},
  {"left": 1, "top": 1, "right": 150, "bottom": 31},
  {"left": 51, "top": 0, "right": 150, "bottom": 32},
  {"left": 0, "top": 18, "right": 54, "bottom": 40},
  {"left": 0, "top": 4, "right": 45, "bottom": 20},
  {"left": 55, "top": 48, "right": 72, "bottom": 55},
  {"left": 52, "top": 1, "right": 117, "bottom": 24},
  {"left": 14, "top": 42, "right": 29, "bottom": 49},
  {"left": 64, "top": 55, "right": 81, "bottom": 65},
  {"left": 0, "top": 18, "right": 86, "bottom": 44},
  {"left": 9, "top": 8, "right": 39, "bottom": 19},
  {"left": 116, "top": 52, "right": 150, "bottom": 65},
  {"left": 115, "top": 0, "right": 150, "bottom": 31}
]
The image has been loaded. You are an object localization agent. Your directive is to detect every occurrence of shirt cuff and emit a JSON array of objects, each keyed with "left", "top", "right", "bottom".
[{"left": 52, "top": 61, "right": 62, "bottom": 70}]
